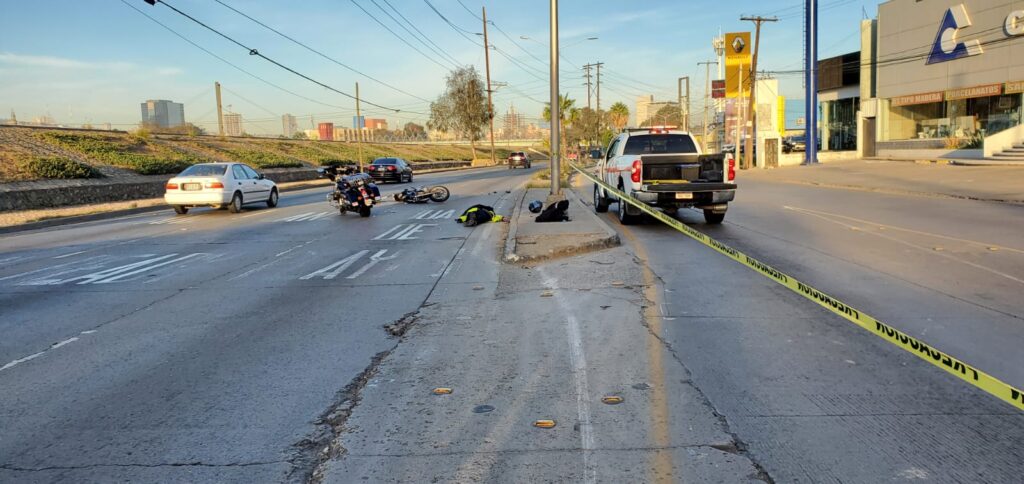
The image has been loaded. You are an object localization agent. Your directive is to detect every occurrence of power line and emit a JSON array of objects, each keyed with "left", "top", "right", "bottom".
[
  {"left": 121, "top": 0, "right": 350, "bottom": 110},
  {"left": 349, "top": 0, "right": 458, "bottom": 71},
  {"left": 211, "top": 0, "right": 432, "bottom": 103},
  {"left": 370, "top": 0, "right": 464, "bottom": 67},
  {"left": 146, "top": 0, "right": 424, "bottom": 114}
]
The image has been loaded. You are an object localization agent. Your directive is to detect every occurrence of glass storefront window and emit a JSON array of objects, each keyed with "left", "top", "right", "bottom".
[
  {"left": 823, "top": 97, "right": 859, "bottom": 151},
  {"left": 886, "top": 102, "right": 946, "bottom": 140},
  {"left": 883, "top": 93, "right": 1023, "bottom": 141}
]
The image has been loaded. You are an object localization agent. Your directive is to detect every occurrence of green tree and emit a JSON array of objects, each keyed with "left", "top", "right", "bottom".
[
  {"left": 608, "top": 102, "right": 629, "bottom": 131},
  {"left": 641, "top": 104, "right": 684, "bottom": 128},
  {"left": 542, "top": 93, "right": 579, "bottom": 161},
  {"left": 291, "top": 131, "right": 308, "bottom": 140},
  {"left": 428, "top": 67, "right": 490, "bottom": 159}
]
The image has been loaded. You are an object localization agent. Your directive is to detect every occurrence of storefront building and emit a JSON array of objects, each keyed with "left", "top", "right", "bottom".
[
  {"left": 867, "top": 0, "right": 1024, "bottom": 159},
  {"left": 819, "top": 51, "right": 861, "bottom": 151}
]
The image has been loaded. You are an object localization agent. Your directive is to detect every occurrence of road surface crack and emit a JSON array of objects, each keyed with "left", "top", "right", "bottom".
[{"left": 0, "top": 461, "right": 284, "bottom": 472}]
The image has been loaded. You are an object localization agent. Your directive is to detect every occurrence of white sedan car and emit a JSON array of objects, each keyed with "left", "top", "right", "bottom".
[{"left": 164, "top": 163, "right": 278, "bottom": 214}]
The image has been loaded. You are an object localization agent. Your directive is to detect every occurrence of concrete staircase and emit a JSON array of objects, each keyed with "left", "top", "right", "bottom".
[{"left": 991, "top": 143, "right": 1024, "bottom": 161}]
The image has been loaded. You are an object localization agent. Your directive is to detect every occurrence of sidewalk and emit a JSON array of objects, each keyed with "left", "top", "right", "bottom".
[
  {"left": 503, "top": 186, "right": 619, "bottom": 262},
  {"left": 743, "top": 159, "right": 1024, "bottom": 204}
]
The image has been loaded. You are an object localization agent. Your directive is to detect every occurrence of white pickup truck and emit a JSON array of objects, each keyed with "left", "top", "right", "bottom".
[{"left": 593, "top": 127, "right": 736, "bottom": 224}]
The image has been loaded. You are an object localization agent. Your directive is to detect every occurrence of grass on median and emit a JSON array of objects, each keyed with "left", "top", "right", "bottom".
[{"left": 526, "top": 166, "right": 571, "bottom": 189}]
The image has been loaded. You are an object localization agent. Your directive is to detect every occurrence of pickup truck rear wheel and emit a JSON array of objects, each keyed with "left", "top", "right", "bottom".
[
  {"left": 617, "top": 198, "right": 641, "bottom": 225},
  {"left": 703, "top": 209, "right": 725, "bottom": 224},
  {"left": 593, "top": 185, "right": 609, "bottom": 213}
]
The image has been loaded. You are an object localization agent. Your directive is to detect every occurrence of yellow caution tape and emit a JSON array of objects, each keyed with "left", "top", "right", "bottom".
[{"left": 571, "top": 163, "right": 1024, "bottom": 412}]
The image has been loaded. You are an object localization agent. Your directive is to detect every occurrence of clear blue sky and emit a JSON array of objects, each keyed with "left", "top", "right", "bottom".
[{"left": 0, "top": 0, "right": 874, "bottom": 134}]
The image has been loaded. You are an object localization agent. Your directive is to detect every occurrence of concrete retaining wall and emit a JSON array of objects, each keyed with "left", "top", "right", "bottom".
[{"left": 0, "top": 162, "right": 472, "bottom": 212}]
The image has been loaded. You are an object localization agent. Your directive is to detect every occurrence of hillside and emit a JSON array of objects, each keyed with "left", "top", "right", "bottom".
[{"left": 0, "top": 126, "right": 518, "bottom": 182}]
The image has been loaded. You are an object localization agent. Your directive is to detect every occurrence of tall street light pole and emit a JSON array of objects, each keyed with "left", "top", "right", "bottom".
[
  {"left": 678, "top": 77, "right": 690, "bottom": 131},
  {"left": 549, "top": 0, "right": 560, "bottom": 196},
  {"left": 482, "top": 7, "right": 497, "bottom": 166}
]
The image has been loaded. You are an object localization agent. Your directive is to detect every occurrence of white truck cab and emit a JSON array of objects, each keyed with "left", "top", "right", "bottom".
[{"left": 594, "top": 127, "right": 736, "bottom": 224}]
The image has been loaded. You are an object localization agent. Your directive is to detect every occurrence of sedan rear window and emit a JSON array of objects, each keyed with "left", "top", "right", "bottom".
[
  {"left": 372, "top": 158, "right": 398, "bottom": 165},
  {"left": 623, "top": 135, "right": 697, "bottom": 155},
  {"left": 179, "top": 164, "right": 227, "bottom": 177}
]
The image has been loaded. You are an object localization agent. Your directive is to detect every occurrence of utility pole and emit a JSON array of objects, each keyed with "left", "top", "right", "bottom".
[
  {"left": 804, "top": 1, "right": 819, "bottom": 164},
  {"left": 482, "top": 7, "right": 497, "bottom": 166},
  {"left": 215, "top": 81, "right": 224, "bottom": 136},
  {"left": 595, "top": 62, "right": 603, "bottom": 137},
  {"left": 549, "top": 0, "right": 560, "bottom": 196},
  {"left": 582, "top": 63, "right": 593, "bottom": 109},
  {"left": 355, "top": 82, "right": 364, "bottom": 173},
  {"left": 740, "top": 15, "right": 778, "bottom": 169},
  {"left": 677, "top": 76, "right": 690, "bottom": 131},
  {"left": 735, "top": 64, "right": 743, "bottom": 165},
  {"left": 698, "top": 60, "right": 718, "bottom": 149}
]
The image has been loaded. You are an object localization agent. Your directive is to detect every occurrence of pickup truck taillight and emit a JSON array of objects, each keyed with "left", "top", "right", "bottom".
[
  {"left": 165, "top": 183, "right": 178, "bottom": 190},
  {"left": 727, "top": 155, "right": 736, "bottom": 182},
  {"left": 630, "top": 160, "right": 642, "bottom": 183}
]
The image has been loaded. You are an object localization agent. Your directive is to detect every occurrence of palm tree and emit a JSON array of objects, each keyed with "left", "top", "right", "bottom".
[
  {"left": 543, "top": 94, "right": 579, "bottom": 162},
  {"left": 608, "top": 102, "right": 629, "bottom": 131}
]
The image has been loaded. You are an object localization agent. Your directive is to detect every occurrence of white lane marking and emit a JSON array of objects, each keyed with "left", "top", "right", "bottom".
[
  {"left": 0, "top": 255, "right": 26, "bottom": 264},
  {"left": 0, "top": 255, "right": 110, "bottom": 282},
  {"left": 240, "top": 210, "right": 275, "bottom": 219},
  {"left": 91, "top": 253, "right": 205, "bottom": 284},
  {"left": 539, "top": 268, "right": 596, "bottom": 484},
  {"left": 784, "top": 205, "right": 1024, "bottom": 254},
  {"left": 0, "top": 351, "right": 46, "bottom": 372},
  {"left": 307, "top": 211, "right": 332, "bottom": 221},
  {"left": 372, "top": 224, "right": 407, "bottom": 240},
  {"left": 148, "top": 217, "right": 193, "bottom": 225},
  {"left": 346, "top": 250, "right": 399, "bottom": 279},
  {"left": 53, "top": 250, "right": 87, "bottom": 259},
  {"left": 373, "top": 223, "right": 436, "bottom": 240},
  {"left": 280, "top": 212, "right": 316, "bottom": 222},
  {"left": 51, "top": 337, "right": 79, "bottom": 349},
  {"left": 300, "top": 250, "right": 369, "bottom": 280},
  {"left": 786, "top": 206, "right": 1024, "bottom": 285},
  {"left": 430, "top": 209, "right": 455, "bottom": 220},
  {"left": 0, "top": 333, "right": 91, "bottom": 373},
  {"left": 413, "top": 209, "right": 456, "bottom": 220},
  {"left": 397, "top": 223, "right": 436, "bottom": 240}
]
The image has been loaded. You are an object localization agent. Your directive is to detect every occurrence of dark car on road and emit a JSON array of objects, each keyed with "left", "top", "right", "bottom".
[
  {"left": 367, "top": 157, "right": 413, "bottom": 183},
  {"left": 507, "top": 151, "right": 531, "bottom": 169}
]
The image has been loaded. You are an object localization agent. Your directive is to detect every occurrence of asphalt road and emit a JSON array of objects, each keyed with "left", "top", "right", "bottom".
[
  {"left": 0, "top": 164, "right": 535, "bottom": 483},
  {"left": 3, "top": 162, "right": 1023, "bottom": 483},
  {"left": 595, "top": 175, "right": 1024, "bottom": 483}
]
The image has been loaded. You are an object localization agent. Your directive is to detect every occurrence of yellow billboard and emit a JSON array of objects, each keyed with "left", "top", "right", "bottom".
[{"left": 725, "top": 32, "right": 751, "bottom": 98}]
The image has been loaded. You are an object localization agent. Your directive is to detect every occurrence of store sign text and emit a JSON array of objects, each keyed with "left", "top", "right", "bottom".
[
  {"left": 1007, "top": 11, "right": 1024, "bottom": 36},
  {"left": 892, "top": 91, "right": 944, "bottom": 107}
]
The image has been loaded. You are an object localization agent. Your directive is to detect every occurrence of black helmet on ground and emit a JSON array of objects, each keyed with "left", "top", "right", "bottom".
[{"left": 528, "top": 200, "right": 543, "bottom": 213}]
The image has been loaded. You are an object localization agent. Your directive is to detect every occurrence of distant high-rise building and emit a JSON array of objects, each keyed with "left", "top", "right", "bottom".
[
  {"left": 282, "top": 114, "right": 298, "bottom": 137},
  {"left": 140, "top": 99, "right": 185, "bottom": 128},
  {"left": 502, "top": 104, "right": 524, "bottom": 139},
  {"left": 318, "top": 122, "right": 335, "bottom": 141},
  {"left": 364, "top": 118, "right": 387, "bottom": 130},
  {"left": 224, "top": 113, "right": 243, "bottom": 136}
]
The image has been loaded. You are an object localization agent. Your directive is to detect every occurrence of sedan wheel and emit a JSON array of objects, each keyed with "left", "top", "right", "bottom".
[
  {"left": 228, "top": 192, "right": 243, "bottom": 213},
  {"left": 266, "top": 189, "right": 279, "bottom": 208}
]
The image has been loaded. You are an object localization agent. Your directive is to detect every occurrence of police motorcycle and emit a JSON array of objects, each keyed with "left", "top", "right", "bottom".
[
  {"left": 317, "top": 166, "right": 382, "bottom": 217},
  {"left": 393, "top": 185, "right": 451, "bottom": 204}
]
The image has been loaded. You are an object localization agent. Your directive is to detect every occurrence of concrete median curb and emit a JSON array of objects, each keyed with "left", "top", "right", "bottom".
[{"left": 502, "top": 185, "right": 619, "bottom": 264}]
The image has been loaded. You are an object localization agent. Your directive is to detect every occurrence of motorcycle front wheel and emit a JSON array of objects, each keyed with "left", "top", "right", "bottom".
[{"left": 429, "top": 186, "right": 451, "bottom": 202}]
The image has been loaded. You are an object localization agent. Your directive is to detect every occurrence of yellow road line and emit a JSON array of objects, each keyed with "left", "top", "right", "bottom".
[{"left": 615, "top": 217, "right": 675, "bottom": 483}]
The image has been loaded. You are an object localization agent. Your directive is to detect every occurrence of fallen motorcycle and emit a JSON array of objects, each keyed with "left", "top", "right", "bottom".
[
  {"left": 318, "top": 167, "right": 382, "bottom": 217},
  {"left": 393, "top": 185, "right": 450, "bottom": 204}
]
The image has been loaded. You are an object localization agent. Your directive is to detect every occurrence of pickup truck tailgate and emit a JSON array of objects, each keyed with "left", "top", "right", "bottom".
[{"left": 640, "top": 154, "right": 725, "bottom": 183}]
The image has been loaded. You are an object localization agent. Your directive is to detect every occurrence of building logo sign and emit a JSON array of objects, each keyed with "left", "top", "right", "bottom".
[{"left": 927, "top": 4, "right": 983, "bottom": 65}]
